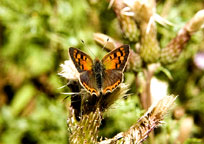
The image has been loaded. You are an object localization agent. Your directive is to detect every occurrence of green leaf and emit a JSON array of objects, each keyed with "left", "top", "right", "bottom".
[{"left": 11, "top": 84, "right": 36, "bottom": 115}]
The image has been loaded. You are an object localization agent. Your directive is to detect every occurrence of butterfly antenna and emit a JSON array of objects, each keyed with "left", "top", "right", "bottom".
[
  {"left": 81, "top": 40, "right": 96, "bottom": 58},
  {"left": 102, "top": 38, "right": 109, "bottom": 52}
]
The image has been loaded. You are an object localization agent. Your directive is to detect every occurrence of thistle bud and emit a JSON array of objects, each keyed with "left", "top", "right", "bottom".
[
  {"left": 160, "top": 10, "right": 204, "bottom": 65},
  {"left": 111, "top": 0, "right": 140, "bottom": 42},
  {"left": 124, "top": 0, "right": 160, "bottom": 63}
]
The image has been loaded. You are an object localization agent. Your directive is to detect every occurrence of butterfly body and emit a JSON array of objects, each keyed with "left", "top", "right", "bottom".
[
  {"left": 92, "top": 59, "right": 103, "bottom": 91},
  {"left": 69, "top": 45, "right": 129, "bottom": 96}
]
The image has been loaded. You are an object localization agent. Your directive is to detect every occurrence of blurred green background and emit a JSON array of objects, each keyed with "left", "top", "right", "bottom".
[{"left": 0, "top": 0, "right": 203, "bottom": 144}]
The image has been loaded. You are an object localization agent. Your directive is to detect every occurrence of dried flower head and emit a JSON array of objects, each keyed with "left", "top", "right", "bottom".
[
  {"left": 111, "top": 0, "right": 140, "bottom": 42},
  {"left": 99, "top": 95, "right": 177, "bottom": 144},
  {"left": 58, "top": 60, "right": 79, "bottom": 80}
]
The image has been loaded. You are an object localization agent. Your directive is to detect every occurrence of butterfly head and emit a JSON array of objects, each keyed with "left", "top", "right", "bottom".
[{"left": 93, "top": 59, "right": 103, "bottom": 74}]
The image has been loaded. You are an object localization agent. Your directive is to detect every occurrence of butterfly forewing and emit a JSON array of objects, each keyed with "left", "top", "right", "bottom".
[
  {"left": 102, "top": 45, "right": 129, "bottom": 71},
  {"left": 69, "top": 47, "right": 93, "bottom": 72}
]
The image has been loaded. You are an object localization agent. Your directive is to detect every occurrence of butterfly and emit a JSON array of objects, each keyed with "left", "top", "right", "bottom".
[{"left": 68, "top": 45, "right": 130, "bottom": 96}]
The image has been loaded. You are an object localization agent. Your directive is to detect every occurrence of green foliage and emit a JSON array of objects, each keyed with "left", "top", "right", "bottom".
[
  {"left": 99, "top": 96, "right": 143, "bottom": 138},
  {"left": 0, "top": 94, "right": 68, "bottom": 144}
]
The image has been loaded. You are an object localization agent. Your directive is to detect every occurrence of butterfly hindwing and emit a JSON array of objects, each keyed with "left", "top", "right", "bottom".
[
  {"left": 102, "top": 70, "right": 123, "bottom": 94},
  {"left": 102, "top": 45, "right": 129, "bottom": 71},
  {"left": 69, "top": 47, "right": 93, "bottom": 73},
  {"left": 79, "top": 71, "right": 99, "bottom": 96}
]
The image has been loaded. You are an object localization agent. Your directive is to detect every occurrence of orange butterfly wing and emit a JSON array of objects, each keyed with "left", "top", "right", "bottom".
[
  {"left": 101, "top": 45, "right": 129, "bottom": 94},
  {"left": 69, "top": 47, "right": 99, "bottom": 96},
  {"left": 69, "top": 47, "right": 93, "bottom": 72},
  {"left": 102, "top": 45, "right": 129, "bottom": 71}
]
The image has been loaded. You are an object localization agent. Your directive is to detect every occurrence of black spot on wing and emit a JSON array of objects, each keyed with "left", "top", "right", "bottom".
[
  {"left": 77, "top": 58, "right": 80, "bottom": 65},
  {"left": 114, "top": 53, "right": 117, "bottom": 58},
  {"left": 119, "top": 49, "right": 124, "bottom": 56},
  {"left": 115, "top": 63, "right": 118, "bottom": 69},
  {"left": 118, "top": 59, "right": 121, "bottom": 64}
]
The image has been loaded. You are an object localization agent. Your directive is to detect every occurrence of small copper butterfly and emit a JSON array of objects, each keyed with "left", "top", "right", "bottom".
[{"left": 68, "top": 45, "right": 130, "bottom": 96}]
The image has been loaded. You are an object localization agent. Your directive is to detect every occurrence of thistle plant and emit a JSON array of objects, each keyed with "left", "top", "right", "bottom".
[
  {"left": 60, "top": 59, "right": 176, "bottom": 144},
  {"left": 59, "top": 60, "right": 129, "bottom": 143}
]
